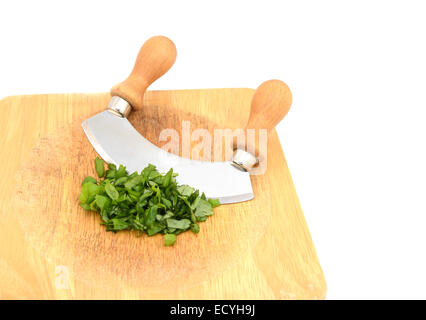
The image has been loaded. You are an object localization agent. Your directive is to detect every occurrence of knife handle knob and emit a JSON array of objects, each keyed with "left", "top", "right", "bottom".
[
  {"left": 232, "top": 79, "right": 292, "bottom": 171},
  {"left": 246, "top": 79, "right": 292, "bottom": 133},
  {"left": 110, "top": 35, "right": 177, "bottom": 110}
]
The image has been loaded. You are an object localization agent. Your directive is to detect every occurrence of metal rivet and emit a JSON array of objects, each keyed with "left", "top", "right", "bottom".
[
  {"left": 107, "top": 96, "right": 132, "bottom": 118},
  {"left": 231, "top": 149, "right": 259, "bottom": 171}
]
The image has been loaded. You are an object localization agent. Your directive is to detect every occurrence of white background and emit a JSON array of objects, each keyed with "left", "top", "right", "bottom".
[{"left": 1, "top": 0, "right": 425, "bottom": 299}]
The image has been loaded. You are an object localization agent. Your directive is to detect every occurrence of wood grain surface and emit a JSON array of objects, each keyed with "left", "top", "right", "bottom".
[{"left": 0, "top": 89, "right": 326, "bottom": 299}]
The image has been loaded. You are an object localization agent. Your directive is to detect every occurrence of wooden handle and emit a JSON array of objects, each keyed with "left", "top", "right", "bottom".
[
  {"left": 246, "top": 79, "right": 292, "bottom": 132},
  {"left": 110, "top": 36, "right": 177, "bottom": 110},
  {"left": 233, "top": 80, "right": 292, "bottom": 166}
]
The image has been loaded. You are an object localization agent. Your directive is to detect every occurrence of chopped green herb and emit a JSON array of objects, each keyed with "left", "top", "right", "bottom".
[
  {"left": 95, "top": 194, "right": 110, "bottom": 211},
  {"left": 194, "top": 198, "right": 214, "bottom": 218},
  {"left": 208, "top": 198, "right": 221, "bottom": 208},
  {"left": 105, "top": 182, "right": 119, "bottom": 201},
  {"left": 81, "top": 176, "right": 97, "bottom": 186},
  {"left": 164, "top": 234, "right": 177, "bottom": 246},
  {"left": 190, "top": 223, "right": 200, "bottom": 234},
  {"left": 166, "top": 218, "right": 191, "bottom": 230},
  {"left": 94, "top": 157, "right": 105, "bottom": 178},
  {"left": 79, "top": 158, "right": 221, "bottom": 246}
]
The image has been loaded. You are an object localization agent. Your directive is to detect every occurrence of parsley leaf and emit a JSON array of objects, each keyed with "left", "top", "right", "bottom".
[
  {"left": 95, "top": 157, "right": 105, "bottom": 178},
  {"left": 164, "top": 234, "right": 177, "bottom": 246},
  {"left": 166, "top": 218, "right": 191, "bottom": 230},
  {"left": 105, "top": 182, "right": 119, "bottom": 201}
]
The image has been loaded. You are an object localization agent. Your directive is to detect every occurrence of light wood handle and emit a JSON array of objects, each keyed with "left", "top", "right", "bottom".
[
  {"left": 110, "top": 36, "right": 177, "bottom": 110},
  {"left": 246, "top": 79, "right": 292, "bottom": 132},
  {"left": 233, "top": 80, "right": 292, "bottom": 168}
]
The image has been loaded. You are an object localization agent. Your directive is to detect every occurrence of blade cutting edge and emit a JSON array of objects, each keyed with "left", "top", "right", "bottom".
[{"left": 82, "top": 111, "right": 253, "bottom": 204}]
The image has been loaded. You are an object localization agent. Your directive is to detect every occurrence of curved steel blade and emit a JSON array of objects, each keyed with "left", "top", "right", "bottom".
[{"left": 82, "top": 111, "right": 253, "bottom": 204}]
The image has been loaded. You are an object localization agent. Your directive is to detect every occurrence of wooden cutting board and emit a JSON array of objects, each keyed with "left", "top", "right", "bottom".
[{"left": 0, "top": 89, "right": 326, "bottom": 299}]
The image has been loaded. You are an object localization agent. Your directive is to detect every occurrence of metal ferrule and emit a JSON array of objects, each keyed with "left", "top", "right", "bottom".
[
  {"left": 231, "top": 149, "right": 259, "bottom": 172},
  {"left": 107, "top": 96, "right": 132, "bottom": 118}
]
